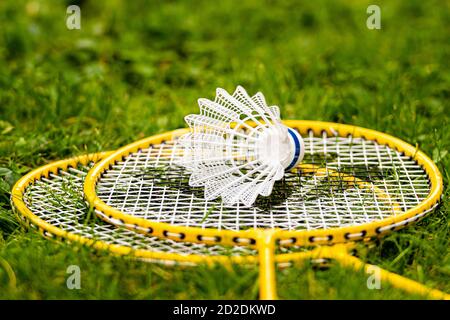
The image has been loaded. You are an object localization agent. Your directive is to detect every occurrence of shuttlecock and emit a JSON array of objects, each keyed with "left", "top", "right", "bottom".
[{"left": 175, "top": 86, "right": 304, "bottom": 207}]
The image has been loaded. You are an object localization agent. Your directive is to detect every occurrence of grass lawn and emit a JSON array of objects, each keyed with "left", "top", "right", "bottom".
[{"left": 0, "top": 0, "right": 448, "bottom": 299}]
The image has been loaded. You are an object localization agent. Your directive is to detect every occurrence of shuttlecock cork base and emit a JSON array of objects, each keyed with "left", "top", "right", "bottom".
[{"left": 176, "top": 86, "right": 305, "bottom": 207}]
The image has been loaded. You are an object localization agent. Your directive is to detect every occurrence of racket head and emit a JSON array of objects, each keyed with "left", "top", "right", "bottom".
[
  {"left": 84, "top": 120, "right": 443, "bottom": 247},
  {"left": 10, "top": 153, "right": 261, "bottom": 265}
]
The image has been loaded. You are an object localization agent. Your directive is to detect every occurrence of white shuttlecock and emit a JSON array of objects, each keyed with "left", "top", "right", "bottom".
[{"left": 175, "top": 86, "right": 305, "bottom": 207}]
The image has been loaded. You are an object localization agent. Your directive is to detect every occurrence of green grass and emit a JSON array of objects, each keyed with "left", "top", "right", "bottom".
[{"left": 0, "top": 0, "right": 449, "bottom": 299}]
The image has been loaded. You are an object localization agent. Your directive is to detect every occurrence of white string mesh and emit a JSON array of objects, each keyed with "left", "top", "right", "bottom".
[
  {"left": 96, "top": 130, "right": 431, "bottom": 231},
  {"left": 22, "top": 163, "right": 255, "bottom": 257}
]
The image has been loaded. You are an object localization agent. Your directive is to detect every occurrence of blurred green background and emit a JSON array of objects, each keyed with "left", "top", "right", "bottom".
[{"left": 0, "top": 0, "right": 448, "bottom": 299}]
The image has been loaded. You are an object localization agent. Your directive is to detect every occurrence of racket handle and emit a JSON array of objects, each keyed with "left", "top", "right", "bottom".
[{"left": 258, "top": 230, "right": 278, "bottom": 300}]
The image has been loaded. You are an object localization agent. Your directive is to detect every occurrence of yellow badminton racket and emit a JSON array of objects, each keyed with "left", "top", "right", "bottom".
[
  {"left": 82, "top": 120, "right": 447, "bottom": 299},
  {"left": 11, "top": 152, "right": 368, "bottom": 295},
  {"left": 11, "top": 151, "right": 446, "bottom": 299}
]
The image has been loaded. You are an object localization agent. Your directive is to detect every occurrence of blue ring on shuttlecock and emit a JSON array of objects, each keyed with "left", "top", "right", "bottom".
[{"left": 285, "top": 128, "right": 305, "bottom": 171}]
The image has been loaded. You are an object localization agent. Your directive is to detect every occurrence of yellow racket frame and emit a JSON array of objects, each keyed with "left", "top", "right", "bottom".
[
  {"left": 81, "top": 120, "right": 446, "bottom": 299},
  {"left": 85, "top": 120, "right": 442, "bottom": 246}
]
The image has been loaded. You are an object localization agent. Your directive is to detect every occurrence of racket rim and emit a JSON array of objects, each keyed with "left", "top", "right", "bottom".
[
  {"left": 10, "top": 152, "right": 263, "bottom": 265},
  {"left": 83, "top": 120, "right": 443, "bottom": 247}
]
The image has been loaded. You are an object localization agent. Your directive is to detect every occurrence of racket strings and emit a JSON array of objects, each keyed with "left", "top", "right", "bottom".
[
  {"left": 95, "top": 132, "right": 430, "bottom": 231},
  {"left": 17, "top": 159, "right": 437, "bottom": 258},
  {"left": 22, "top": 163, "right": 256, "bottom": 257}
]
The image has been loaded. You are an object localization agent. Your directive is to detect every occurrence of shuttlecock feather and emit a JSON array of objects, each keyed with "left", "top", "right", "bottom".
[{"left": 175, "top": 86, "right": 304, "bottom": 207}]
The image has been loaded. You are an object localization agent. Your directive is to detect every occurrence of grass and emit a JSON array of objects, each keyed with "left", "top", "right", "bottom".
[{"left": 0, "top": 0, "right": 449, "bottom": 299}]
